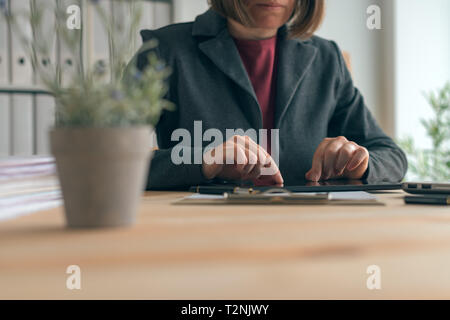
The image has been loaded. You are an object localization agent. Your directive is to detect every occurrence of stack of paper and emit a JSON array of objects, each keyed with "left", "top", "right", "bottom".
[{"left": 0, "top": 157, "right": 62, "bottom": 221}]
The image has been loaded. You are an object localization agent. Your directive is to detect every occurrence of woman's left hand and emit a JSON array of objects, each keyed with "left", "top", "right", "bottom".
[{"left": 305, "top": 136, "right": 370, "bottom": 181}]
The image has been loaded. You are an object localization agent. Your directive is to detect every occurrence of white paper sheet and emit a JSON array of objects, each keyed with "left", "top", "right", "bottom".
[{"left": 184, "top": 191, "right": 377, "bottom": 201}]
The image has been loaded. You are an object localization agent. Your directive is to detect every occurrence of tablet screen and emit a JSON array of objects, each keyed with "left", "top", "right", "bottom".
[{"left": 206, "top": 179, "right": 403, "bottom": 193}]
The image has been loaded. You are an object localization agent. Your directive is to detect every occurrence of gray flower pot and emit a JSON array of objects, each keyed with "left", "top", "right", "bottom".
[{"left": 50, "top": 126, "right": 153, "bottom": 229}]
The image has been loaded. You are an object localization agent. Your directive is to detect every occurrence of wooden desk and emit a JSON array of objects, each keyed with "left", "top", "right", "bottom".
[{"left": 1, "top": 190, "right": 450, "bottom": 299}]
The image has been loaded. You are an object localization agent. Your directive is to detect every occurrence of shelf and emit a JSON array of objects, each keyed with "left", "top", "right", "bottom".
[{"left": 0, "top": 86, "right": 52, "bottom": 95}]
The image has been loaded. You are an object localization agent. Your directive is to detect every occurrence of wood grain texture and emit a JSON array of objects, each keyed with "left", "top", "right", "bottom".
[{"left": 1, "top": 190, "right": 450, "bottom": 299}]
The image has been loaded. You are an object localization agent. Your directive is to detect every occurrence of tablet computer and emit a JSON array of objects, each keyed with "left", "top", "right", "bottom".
[
  {"left": 402, "top": 182, "right": 450, "bottom": 195},
  {"left": 261, "top": 180, "right": 402, "bottom": 193}
]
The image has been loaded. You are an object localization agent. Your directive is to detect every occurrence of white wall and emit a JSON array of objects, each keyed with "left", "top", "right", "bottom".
[
  {"left": 317, "top": 0, "right": 450, "bottom": 143},
  {"left": 317, "top": 0, "right": 385, "bottom": 126},
  {"left": 394, "top": 0, "right": 450, "bottom": 148},
  {"left": 173, "top": 0, "right": 209, "bottom": 23}
]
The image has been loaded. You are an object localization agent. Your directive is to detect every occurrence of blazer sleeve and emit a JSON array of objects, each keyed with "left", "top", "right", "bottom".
[
  {"left": 327, "top": 41, "right": 408, "bottom": 182},
  {"left": 129, "top": 31, "right": 212, "bottom": 190},
  {"left": 146, "top": 147, "right": 210, "bottom": 190}
]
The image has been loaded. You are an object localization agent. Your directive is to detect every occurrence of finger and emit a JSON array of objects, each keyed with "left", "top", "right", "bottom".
[
  {"left": 243, "top": 163, "right": 262, "bottom": 181},
  {"left": 235, "top": 135, "right": 270, "bottom": 166},
  {"left": 306, "top": 138, "right": 333, "bottom": 181},
  {"left": 256, "top": 144, "right": 271, "bottom": 166},
  {"left": 263, "top": 160, "right": 284, "bottom": 184},
  {"left": 346, "top": 147, "right": 369, "bottom": 171},
  {"left": 235, "top": 135, "right": 278, "bottom": 173},
  {"left": 322, "top": 136, "right": 348, "bottom": 179},
  {"left": 241, "top": 149, "right": 258, "bottom": 177},
  {"left": 239, "top": 136, "right": 255, "bottom": 176},
  {"left": 243, "top": 136, "right": 252, "bottom": 164},
  {"left": 223, "top": 137, "right": 236, "bottom": 165},
  {"left": 257, "top": 151, "right": 283, "bottom": 184},
  {"left": 253, "top": 173, "right": 284, "bottom": 187},
  {"left": 259, "top": 152, "right": 283, "bottom": 181},
  {"left": 334, "top": 142, "right": 358, "bottom": 176},
  {"left": 245, "top": 136, "right": 269, "bottom": 166},
  {"left": 234, "top": 136, "right": 248, "bottom": 165},
  {"left": 226, "top": 136, "right": 248, "bottom": 166},
  {"left": 202, "top": 147, "right": 224, "bottom": 180},
  {"left": 233, "top": 135, "right": 281, "bottom": 183},
  {"left": 223, "top": 144, "right": 247, "bottom": 172},
  {"left": 234, "top": 145, "right": 249, "bottom": 173},
  {"left": 271, "top": 169, "right": 284, "bottom": 185}
]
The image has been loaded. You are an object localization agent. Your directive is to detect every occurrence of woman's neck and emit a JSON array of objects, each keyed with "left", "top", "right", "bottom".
[{"left": 227, "top": 18, "right": 278, "bottom": 40}]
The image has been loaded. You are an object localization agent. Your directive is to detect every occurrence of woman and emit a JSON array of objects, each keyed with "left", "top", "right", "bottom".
[{"left": 135, "top": 0, "right": 408, "bottom": 189}]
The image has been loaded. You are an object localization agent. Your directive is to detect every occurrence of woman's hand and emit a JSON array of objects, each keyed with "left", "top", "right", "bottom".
[
  {"left": 202, "top": 135, "right": 284, "bottom": 186},
  {"left": 305, "top": 136, "right": 369, "bottom": 181}
]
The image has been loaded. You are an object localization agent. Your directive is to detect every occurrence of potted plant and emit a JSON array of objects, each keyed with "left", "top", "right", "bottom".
[
  {"left": 2, "top": 0, "right": 172, "bottom": 228},
  {"left": 398, "top": 83, "right": 450, "bottom": 181}
]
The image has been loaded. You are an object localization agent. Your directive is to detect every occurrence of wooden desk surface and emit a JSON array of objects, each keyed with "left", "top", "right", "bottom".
[{"left": 1, "top": 190, "right": 450, "bottom": 299}]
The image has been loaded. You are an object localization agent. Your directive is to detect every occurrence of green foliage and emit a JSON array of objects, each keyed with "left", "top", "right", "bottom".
[
  {"left": 3, "top": 0, "right": 173, "bottom": 128},
  {"left": 397, "top": 83, "right": 450, "bottom": 181}
]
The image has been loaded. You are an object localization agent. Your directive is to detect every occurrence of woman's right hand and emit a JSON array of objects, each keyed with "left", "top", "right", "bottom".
[{"left": 202, "top": 135, "right": 284, "bottom": 186}]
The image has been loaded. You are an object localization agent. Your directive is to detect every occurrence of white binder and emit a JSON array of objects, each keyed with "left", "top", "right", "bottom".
[
  {"left": 87, "top": 0, "right": 111, "bottom": 81},
  {"left": 154, "top": 0, "right": 172, "bottom": 29},
  {"left": 58, "top": 0, "right": 83, "bottom": 86},
  {"left": 10, "top": 0, "right": 33, "bottom": 85},
  {"left": 0, "top": 95, "right": 10, "bottom": 156},
  {"left": 173, "top": 0, "right": 209, "bottom": 23},
  {"left": 11, "top": 94, "right": 33, "bottom": 156},
  {"left": 32, "top": 0, "right": 57, "bottom": 87},
  {"left": 0, "top": 5, "right": 10, "bottom": 156},
  {"left": 32, "top": 1, "right": 56, "bottom": 156},
  {"left": 35, "top": 95, "right": 55, "bottom": 155},
  {"left": 0, "top": 3, "right": 9, "bottom": 85},
  {"left": 129, "top": 0, "right": 155, "bottom": 62},
  {"left": 140, "top": 0, "right": 156, "bottom": 30},
  {"left": 10, "top": 1, "right": 34, "bottom": 156},
  {"left": 111, "top": 0, "right": 138, "bottom": 61}
]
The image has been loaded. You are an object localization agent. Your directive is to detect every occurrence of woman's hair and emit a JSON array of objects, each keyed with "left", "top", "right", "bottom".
[{"left": 208, "top": 0, "right": 325, "bottom": 39}]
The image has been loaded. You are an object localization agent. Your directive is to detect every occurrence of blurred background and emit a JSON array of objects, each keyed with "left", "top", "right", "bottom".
[{"left": 0, "top": 0, "right": 449, "bottom": 180}]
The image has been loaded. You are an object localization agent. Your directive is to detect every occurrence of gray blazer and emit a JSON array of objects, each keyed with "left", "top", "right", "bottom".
[{"left": 135, "top": 9, "right": 408, "bottom": 190}]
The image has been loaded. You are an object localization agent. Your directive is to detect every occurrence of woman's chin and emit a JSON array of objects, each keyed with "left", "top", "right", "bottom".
[{"left": 251, "top": 17, "right": 287, "bottom": 30}]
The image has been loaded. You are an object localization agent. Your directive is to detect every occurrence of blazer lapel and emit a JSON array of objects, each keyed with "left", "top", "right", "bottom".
[
  {"left": 193, "top": 10, "right": 262, "bottom": 129},
  {"left": 198, "top": 30, "right": 258, "bottom": 104},
  {"left": 274, "top": 28, "right": 318, "bottom": 129}
]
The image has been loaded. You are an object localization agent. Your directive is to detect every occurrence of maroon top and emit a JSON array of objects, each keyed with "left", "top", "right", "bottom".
[{"left": 234, "top": 35, "right": 278, "bottom": 154}]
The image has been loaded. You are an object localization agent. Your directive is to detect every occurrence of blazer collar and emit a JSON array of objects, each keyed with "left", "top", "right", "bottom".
[
  {"left": 192, "top": 9, "right": 227, "bottom": 37},
  {"left": 192, "top": 9, "right": 318, "bottom": 130}
]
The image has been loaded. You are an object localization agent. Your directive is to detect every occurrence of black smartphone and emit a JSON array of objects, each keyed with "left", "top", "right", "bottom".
[{"left": 405, "top": 194, "right": 450, "bottom": 206}]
